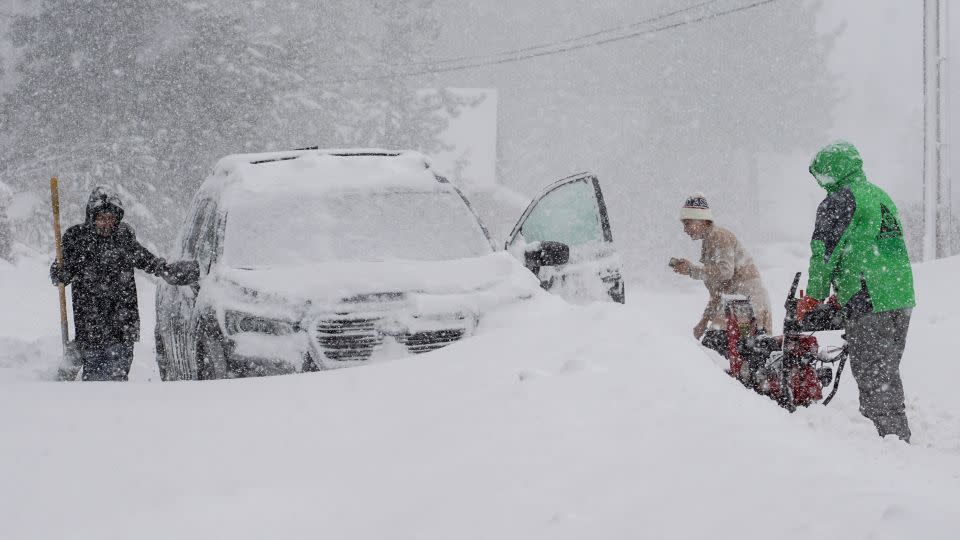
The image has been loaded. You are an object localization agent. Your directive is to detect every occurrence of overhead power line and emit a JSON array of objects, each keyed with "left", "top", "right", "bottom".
[
  {"left": 339, "top": 0, "right": 723, "bottom": 69},
  {"left": 322, "top": 0, "right": 782, "bottom": 85}
]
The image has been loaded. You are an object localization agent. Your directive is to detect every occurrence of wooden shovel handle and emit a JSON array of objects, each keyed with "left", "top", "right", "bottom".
[{"left": 50, "top": 177, "right": 69, "bottom": 348}]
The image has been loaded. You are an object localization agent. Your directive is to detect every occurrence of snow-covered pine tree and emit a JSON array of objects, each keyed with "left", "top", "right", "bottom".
[
  {"left": 1, "top": 0, "right": 471, "bottom": 251},
  {"left": 245, "top": 0, "right": 474, "bottom": 154},
  {"left": 0, "top": 0, "right": 274, "bottom": 250},
  {"left": 346, "top": 0, "right": 467, "bottom": 154}
]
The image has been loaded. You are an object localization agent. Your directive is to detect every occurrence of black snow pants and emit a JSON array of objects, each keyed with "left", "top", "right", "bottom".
[
  {"left": 845, "top": 308, "right": 912, "bottom": 442},
  {"left": 80, "top": 343, "right": 135, "bottom": 381}
]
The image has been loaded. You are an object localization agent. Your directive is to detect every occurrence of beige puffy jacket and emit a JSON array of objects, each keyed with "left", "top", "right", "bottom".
[{"left": 686, "top": 225, "right": 773, "bottom": 332}]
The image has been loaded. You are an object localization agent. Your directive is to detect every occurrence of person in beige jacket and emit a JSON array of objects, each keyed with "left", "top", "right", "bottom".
[{"left": 670, "top": 193, "right": 773, "bottom": 340}]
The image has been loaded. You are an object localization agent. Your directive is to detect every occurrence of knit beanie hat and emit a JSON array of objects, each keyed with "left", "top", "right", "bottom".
[{"left": 679, "top": 192, "right": 713, "bottom": 221}]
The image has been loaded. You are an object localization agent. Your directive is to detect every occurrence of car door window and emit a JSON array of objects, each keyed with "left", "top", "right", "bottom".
[
  {"left": 182, "top": 200, "right": 210, "bottom": 258},
  {"left": 512, "top": 178, "right": 604, "bottom": 247},
  {"left": 195, "top": 204, "right": 218, "bottom": 273}
]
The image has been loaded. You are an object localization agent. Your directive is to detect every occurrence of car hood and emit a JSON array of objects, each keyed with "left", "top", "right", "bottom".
[{"left": 213, "top": 251, "right": 540, "bottom": 308}]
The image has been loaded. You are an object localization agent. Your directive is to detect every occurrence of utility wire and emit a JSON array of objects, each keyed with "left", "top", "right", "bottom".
[
  {"left": 322, "top": 0, "right": 782, "bottom": 85},
  {"left": 332, "top": 0, "right": 722, "bottom": 69}
]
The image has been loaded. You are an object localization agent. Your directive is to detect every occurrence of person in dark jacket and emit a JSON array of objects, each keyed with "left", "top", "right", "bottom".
[{"left": 50, "top": 186, "right": 198, "bottom": 381}]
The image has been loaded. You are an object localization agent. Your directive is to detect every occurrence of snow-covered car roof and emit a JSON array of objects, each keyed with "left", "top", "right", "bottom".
[{"left": 202, "top": 149, "right": 447, "bottom": 207}]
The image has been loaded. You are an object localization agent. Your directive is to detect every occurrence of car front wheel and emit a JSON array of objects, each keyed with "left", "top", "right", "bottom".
[
  {"left": 197, "top": 329, "right": 230, "bottom": 380},
  {"left": 155, "top": 329, "right": 172, "bottom": 381}
]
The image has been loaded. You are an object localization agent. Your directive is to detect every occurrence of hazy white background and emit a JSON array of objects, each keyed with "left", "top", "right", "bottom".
[
  {"left": 430, "top": 0, "right": 957, "bottom": 278},
  {"left": 0, "top": 1, "right": 955, "bottom": 276}
]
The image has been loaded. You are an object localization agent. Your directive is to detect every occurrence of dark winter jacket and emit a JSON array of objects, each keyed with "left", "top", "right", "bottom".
[{"left": 55, "top": 188, "right": 194, "bottom": 347}]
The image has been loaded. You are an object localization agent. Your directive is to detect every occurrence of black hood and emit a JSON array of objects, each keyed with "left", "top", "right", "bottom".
[{"left": 85, "top": 186, "right": 125, "bottom": 225}]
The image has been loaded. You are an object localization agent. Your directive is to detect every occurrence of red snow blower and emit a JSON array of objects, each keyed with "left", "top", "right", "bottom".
[{"left": 701, "top": 272, "right": 848, "bottom": 412}]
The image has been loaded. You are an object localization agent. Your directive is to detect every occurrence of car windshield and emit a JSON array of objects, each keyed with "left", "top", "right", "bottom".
[{"left": 222, "top": 189, "right": 493, "bottom": 266}]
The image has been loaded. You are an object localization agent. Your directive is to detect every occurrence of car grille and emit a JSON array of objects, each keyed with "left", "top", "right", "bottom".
[
  {"left": 316, "top": 317, "right": 383, "bottom": 361},
  {"left": 399, "top": 329, "right": 466, "bottom": 354}
]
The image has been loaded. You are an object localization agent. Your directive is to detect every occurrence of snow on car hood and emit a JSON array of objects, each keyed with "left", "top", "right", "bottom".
[{"left": 210, "top": 251, "right": 541, "bottom": 314}]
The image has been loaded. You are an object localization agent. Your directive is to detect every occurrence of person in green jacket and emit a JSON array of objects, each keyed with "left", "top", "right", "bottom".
[{"left": 796, "top": 141, "right": 915, "bottom": 442}]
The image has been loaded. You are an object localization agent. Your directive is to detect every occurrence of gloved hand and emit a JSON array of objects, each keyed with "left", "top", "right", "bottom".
[
  {"left": 145, "top": 257, "right": 168, "bottom": 275},
  {"left": 49, "top": 261, "right": 70, "bottom": 285},
  {"left": 162, "top": 260, "right": 200, "bottom": 286},
  {"left": 796, "top": 295, "right": 820, "bottom": 322},
  {"left": 693, "top": 319, "right": 708, "bottom": 340},
  {"left": 671, "top": 258, "right": 691, "bottom": 276}
]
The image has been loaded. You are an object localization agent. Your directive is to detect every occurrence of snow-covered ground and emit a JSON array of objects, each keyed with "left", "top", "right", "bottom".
[
  {"left": 2, "top": 245, "right": 959, "bottom": 539},
  {"left": 0, "top": 245, "right": 162, "bottom": 384}
]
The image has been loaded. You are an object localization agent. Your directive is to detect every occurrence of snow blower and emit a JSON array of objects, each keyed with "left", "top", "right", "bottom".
[{"left": 701, "top": 272, "right": 848, "bottom": 412}]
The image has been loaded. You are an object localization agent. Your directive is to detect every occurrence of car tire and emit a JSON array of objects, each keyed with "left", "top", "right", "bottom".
[
  {"left": 197, "top": 328, "right": 230, "bottom": 380},
  {"left": 302, "top": 351, "right": 320, "bottom": 372},
  {"left": 609, "top": 278, "right": 625, "bottom": 304},
  {"left": 155, "top": 329, "right": 172, "bottom": 381}
]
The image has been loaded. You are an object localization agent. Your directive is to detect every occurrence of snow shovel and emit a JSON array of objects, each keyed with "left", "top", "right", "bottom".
[{"left": 50, "top": 177, "right": 80, "bottom": 381}]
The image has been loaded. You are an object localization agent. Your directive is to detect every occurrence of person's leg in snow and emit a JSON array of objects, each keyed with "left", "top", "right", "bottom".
[
  {"left": 80, "top": 343, "right": 135, "bottom": 381},
  {"left": 845, "top": 308, "right": 912, "bottom": 442}
]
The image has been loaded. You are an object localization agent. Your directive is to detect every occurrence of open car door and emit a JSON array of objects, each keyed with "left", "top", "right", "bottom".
[{"left": 506, "top": 172, "right": 624, "bottom": 304}]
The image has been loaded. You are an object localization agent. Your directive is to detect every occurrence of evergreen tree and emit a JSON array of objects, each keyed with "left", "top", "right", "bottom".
[
  {"left": 0, "top": 0, "right": 271, "bottom": 248},
  {"left": 349, "top": 0, "right": 463, "bottom": 153},
  {"left": 0, "top": 0, "right": 466, "bottom": 251},
  {"left": 246, "top": 0, "right": 472, "bottom": 153}
]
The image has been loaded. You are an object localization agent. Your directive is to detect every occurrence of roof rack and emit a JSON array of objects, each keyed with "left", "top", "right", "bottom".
[
  {"left": 249, "top": 155, "right": 300, "bottom": 165},
  {"left": 293, "top": 146, "right": 405, "bottom": 157},
  {"left": 249, "top": 148, "right": 406, "bottom": 165}
]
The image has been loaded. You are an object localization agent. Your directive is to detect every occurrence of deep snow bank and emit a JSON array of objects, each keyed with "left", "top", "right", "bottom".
[
  {"left": 1, "top": 248, "right": 959, "bottom": 539},
  {"left": 0, "top": 246, "right": 159, "bottom": 383}
]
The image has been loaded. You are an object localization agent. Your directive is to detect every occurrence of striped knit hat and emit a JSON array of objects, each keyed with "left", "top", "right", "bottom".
[{"left": 680, "top": 192, "right": 713, "bottom": 221}]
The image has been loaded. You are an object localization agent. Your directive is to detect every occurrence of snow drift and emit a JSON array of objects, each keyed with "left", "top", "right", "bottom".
[{"left": 1, "top": 246, "right": 959, "bottom": 539}]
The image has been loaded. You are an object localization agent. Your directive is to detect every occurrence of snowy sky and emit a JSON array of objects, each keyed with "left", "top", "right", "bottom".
[
  {"left": 0, "top": 0, "right": 955, "bottom": 266},
  {"left": 0, "top": 1, "right": 953, "bottom": 203},
  {"left": 421, "top": 0, "right": 960, "bottom": 271},
  {"left": 819, "top": 0, "right": 947, "bottom": 206},
  {"left": 431, "top": 0, "right": 957, "bottom": 206},
  {"left": 0, "top": 1, "right": 952, "bottom": 205}
]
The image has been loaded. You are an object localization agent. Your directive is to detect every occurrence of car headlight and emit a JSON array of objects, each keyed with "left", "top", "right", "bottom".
[{"left": 224, "top": 310, "right": 297, "bottom": 335}]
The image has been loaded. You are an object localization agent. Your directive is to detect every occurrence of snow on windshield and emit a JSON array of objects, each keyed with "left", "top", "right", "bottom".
[{"left": 222, "top": 189, "right": 493, "bottom": 266}]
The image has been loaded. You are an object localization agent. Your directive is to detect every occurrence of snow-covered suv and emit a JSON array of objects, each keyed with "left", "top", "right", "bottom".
[{"left": 155, "top": 149, "right": 622, "bottom": 380}]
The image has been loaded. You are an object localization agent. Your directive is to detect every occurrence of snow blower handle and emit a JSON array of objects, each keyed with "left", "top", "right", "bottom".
[
  {"left": 787, "top": 272, "right": 801, "bottom": 301},
  {"left": 783, "top": 271, "right": 845, "bottom": 333},
  {"left": 782, "top": 272, "right": 803, "bottom": 334},
  {"left": 50, "top": 177, "right": 69, "bottom": 353}
]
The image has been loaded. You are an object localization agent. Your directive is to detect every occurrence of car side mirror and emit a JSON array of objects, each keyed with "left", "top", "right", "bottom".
[
  {"left": 523, "top": 241, "right": 570, "bottom": 275},
  {"left": 538, "top": 241, "right": 570, "bottom": 266}
]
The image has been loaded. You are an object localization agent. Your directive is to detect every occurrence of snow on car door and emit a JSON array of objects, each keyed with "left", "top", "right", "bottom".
[
  {"left": 166, "top": 199, "right": 213, "bottom": 379},
  {"left": 506, "top": 173, "right": 624, "bottom": 304}
]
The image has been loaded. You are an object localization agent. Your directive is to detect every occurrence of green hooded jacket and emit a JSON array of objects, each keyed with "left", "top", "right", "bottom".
[{"left": 806, "top": 142, "right": 915, "bottom": 314}]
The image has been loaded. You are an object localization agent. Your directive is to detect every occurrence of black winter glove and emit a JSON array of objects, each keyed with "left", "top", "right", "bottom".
[
  {"left": 144, "top": 257, "right": 167, "bottom": 275},
  {"left": 162, "top": 260, "right": 200, "bottom": 286},
  {"left": 49, "top": 261, "right": 70, "bottom": 285}
]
